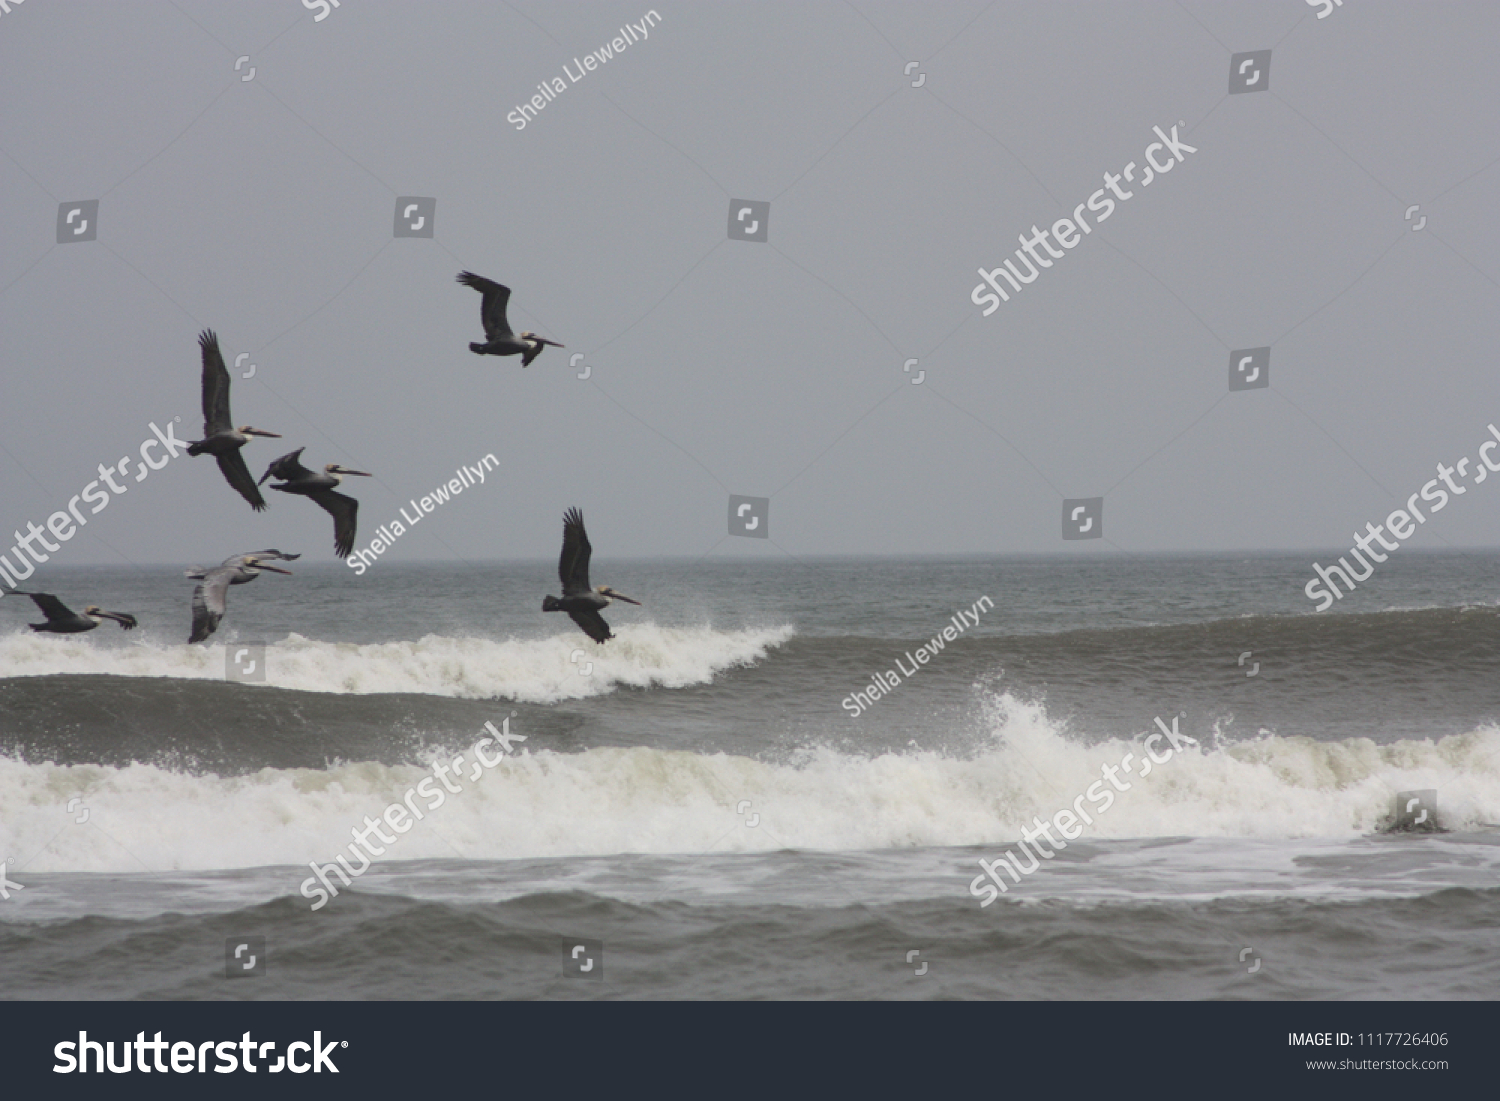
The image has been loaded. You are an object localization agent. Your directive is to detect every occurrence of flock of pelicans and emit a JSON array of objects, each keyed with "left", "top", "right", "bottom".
[{"left": 8, "top": 275, "right": 641, "bottom": 647}]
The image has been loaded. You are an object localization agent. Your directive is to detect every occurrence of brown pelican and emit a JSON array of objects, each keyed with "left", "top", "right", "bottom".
[
  {"left": 186, "top": 549, "right": 301, "bottom": 587},
  {"left": 456, "top": 271, "right": 564, "bottom": 366},
  {"left": 542, "top": 507, "right": 639, "bottom": 643},
  {"left": 258, "top": 449, "right": 370, "bottom": 558},
  {"left": 10, "top": 591, "right": 136, "bottom": 634},
  {"left": 186, "top": 552, "right": 293, "bottom": 644},
  {"left": 186, "top": 330, "right": 281, "bottom": 510}
]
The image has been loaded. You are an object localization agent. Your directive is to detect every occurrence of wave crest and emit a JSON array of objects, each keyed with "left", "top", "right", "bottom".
[{"left": 0, "top": 623, "right": 794, "bottom": 702}]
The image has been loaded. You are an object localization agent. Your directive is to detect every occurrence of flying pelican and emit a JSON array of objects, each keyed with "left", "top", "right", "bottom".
[
  {"left": 185, "top": 549, "right": 301, "bottom": 587},
  {"left": 542, "top": 507, "right": 640, "bottom": 643},
  {"left": 455, "top": 271, "right": 564, "bottom": 366},
  {"left": 186, "top": 330, "right": 281, "bottom": 510},
  {"left": 185, "top": 551, "right": 292, "bottom": 644},
  {"left": 258, "top": 449, "right": 370, "bottom": 558},
  {"left": 10, "top": 591, "right": 137, "bottom": 634}
]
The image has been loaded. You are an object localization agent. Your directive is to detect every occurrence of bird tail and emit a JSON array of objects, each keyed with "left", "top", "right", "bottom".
[
  {"left": 186, "top": 439, "right": 207, "bottom": 456},
  {"left": 469, "top": 342, "right": 487, "bottom": 355},
  {"left": 542, "top": 596, "right": 562, "bottom": 612}
]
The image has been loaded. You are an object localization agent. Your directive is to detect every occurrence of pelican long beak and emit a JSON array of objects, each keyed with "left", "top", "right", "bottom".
[
  {"left": 335, "top": 467, "right": 372, "bottom": 477},
  {"left": 255, "top": 563, "right": 293, "bottom": 575},
  {"left": 101, "top": 611, "right": 138, "bottom": 630},
  {"left": 536, "top": 338, "right": 565, "bottom": 348},
  {"left": 610, "top": 591, "right": 641, "bottom": 605},
  {"left": 246, "top": 428, "right": 283, "bottom": 438}
]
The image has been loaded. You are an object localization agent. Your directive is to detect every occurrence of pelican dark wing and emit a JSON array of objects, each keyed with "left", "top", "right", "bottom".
[
  {"left": 307, "top": 489, "right": 360, "bottom": 558},
  {"left": 558, "top": 507, "right": 593, "bottom": 596},
  {"left": 456, "top": 271, "right": 513, "bottom": 339},
  {"left": 216, "top": 450, "right": 268, "bottom": 511},
  {"left": 189, "top": 570, "right": 235, "bottom": 643},
  {"left": 20, "top": 591, "right": 74, "bottom": 623},
  {"left": 567, "top": 606, "right": 614, "bottom": 644},
  {"left": 258, "top": 448, "right": 315, "bottom": 486},
  {"left": 199, "top": 329, "right": 233, "bottom": 435}
]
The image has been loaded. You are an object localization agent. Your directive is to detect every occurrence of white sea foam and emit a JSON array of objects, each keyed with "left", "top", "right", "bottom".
[
  {"left": 0, "top": 622, "right": 793, "bottom": 702},
  {"left": 3, "top": 692, "right": 1497, "bottom": 875}
]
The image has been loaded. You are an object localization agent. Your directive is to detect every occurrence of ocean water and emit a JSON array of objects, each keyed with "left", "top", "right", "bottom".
[{"left": 1, "top": 552, "right": 1498, "bottom": 999}]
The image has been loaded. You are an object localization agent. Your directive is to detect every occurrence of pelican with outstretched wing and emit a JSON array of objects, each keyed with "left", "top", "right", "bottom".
[
  {"left": 541, "top": 508, "right": 639, "bottom": 643},
  {"left": 258, "top": 448, "right": 370, "bottom": 558},
  {"left": 10, "top": 591, "right": 136, "bottom": 634},
  {"left": 456, "top": 271, "right": 563, "bottom": 366},
  {"left": 186, "top": 330, "right": 281, "bottom": 510},
  {"left": 185, "top": 552, "right": 293, "bottom": 644}
]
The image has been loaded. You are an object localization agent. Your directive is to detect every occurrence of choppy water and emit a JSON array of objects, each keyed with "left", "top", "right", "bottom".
[{"left": 2, "top": 553, "right": 1498, "bottom": 998}]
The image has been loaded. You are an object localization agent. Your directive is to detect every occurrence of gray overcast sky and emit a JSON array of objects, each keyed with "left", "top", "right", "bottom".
[{"left": 1, "top": 0, "right": 1497, "bottom": 567}]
